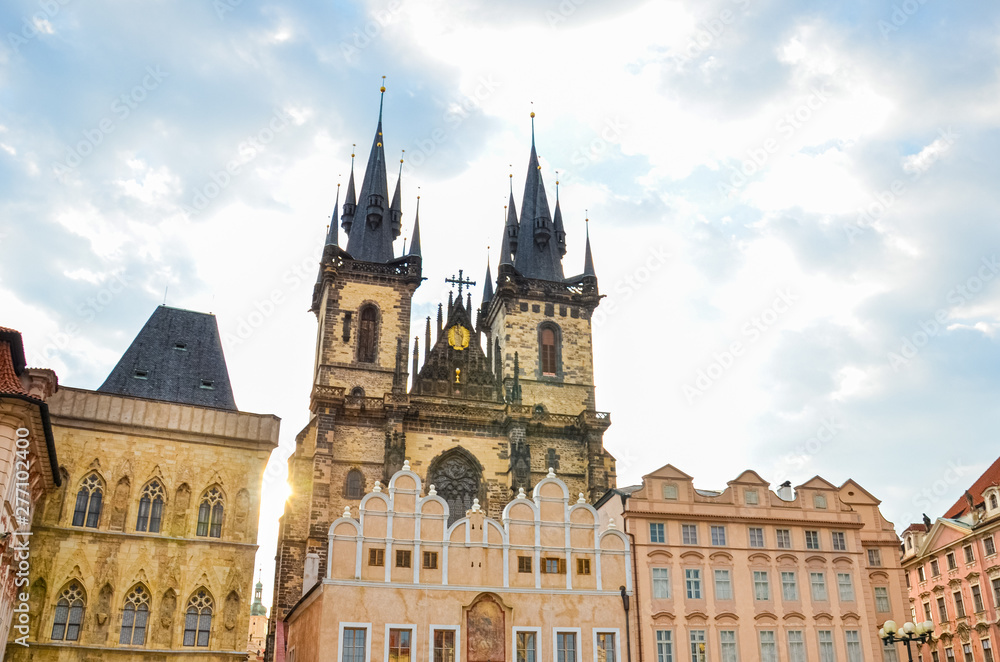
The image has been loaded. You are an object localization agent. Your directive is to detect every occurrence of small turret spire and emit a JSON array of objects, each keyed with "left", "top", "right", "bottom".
[
  {"left": 341, "top": 148, "right": 357, "bottom": 236},
  {"left": 583, "top": 214, "right": 596, "bottom": 277},
  {"left": 390, "top": 150, "right": 403, "bottom": 241},
  {"left": 437, "top": 303, "right": 443, "bottom": 340},
  {"left": 412, "top": 336, "right": 419, "bottom": 384},
  {"left": 553, "top": 173, "right": 566, "bottom": 258},
  {"left": 425, "top": 316, "right": 432, "bottom": 358},
  {"left": 326, "top": 182, "right": 341, "bottom": 247},
  {"left": 481, "top": 258, "right": 494, "bottom": 305},
  {"left": 408, "top": 195, "right": 421, "bottom": 257}
]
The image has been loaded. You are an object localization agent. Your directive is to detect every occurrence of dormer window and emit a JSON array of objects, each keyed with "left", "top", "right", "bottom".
[
  {"left": 174, "top": 342, "right": 187, "bottom": 351},
  {"left": 991, "top": 493, "right": 998, "bottom": 510},
  {"left": 134, "top": 370, "right": 149, "bottom": 379},
  {"left": 200, "top": 379, "right": 214, "bottom": 390}
]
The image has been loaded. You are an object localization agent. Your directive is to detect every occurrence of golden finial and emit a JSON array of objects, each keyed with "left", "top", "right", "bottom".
[
  {"left": 351, "top": 143, "right": 356, "bottom": 159},
  {"left": 400, "top": 149, "right": 405, "bottom": 164},
  {"left": 380, "top": 75, "right": 386, "bottom": 93}
]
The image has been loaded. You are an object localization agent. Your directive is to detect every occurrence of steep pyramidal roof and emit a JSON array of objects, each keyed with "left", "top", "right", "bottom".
[
  {"left": 98, "top": 306, "right": 237, "bottom": 410},
  {"left": 407, "top": 197, "right": 422, "bottom": 257},
  {"left": 583, "top": 219, "right": 596, "bottom": 277}
]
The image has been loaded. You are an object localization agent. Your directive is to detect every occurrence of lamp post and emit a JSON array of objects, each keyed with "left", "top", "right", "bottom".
[{"left": 879, "top": 619, "right": 935, "bottom": 662}]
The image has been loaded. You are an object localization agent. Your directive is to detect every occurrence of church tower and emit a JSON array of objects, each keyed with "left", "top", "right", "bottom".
[{"left": 269, "top": 96, "right": 615, "bottom": 660}]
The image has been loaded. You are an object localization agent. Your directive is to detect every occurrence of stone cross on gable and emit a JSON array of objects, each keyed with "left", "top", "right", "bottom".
[{"left": 445, "top": 270, "right": 476, "bottom": 296}]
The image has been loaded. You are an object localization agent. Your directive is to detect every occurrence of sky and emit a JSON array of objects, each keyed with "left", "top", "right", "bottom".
[{"left": 3, "top": 0, "right": 1000, "bottom": 611}]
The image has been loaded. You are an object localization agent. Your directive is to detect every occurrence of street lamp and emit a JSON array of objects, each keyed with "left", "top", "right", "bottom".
[{"left": 879, "top": 619, "right": 935, "bottom": 662}]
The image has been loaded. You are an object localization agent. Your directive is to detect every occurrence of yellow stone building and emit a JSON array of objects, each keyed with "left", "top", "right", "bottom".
[
  {"left": 5, "top": 306, "right": 279, "bottom": 660},
  {"left": 270, "top": 90, "right": 616, "bottom": 657}
]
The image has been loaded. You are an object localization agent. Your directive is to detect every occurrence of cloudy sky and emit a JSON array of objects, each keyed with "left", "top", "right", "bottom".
[{"left": 3, "top": 0, "right": 1000, "bottom": 609}]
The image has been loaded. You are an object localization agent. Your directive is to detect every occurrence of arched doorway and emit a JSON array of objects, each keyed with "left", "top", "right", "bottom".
[{"left": 427, "top": 448, "right": 483, "bottom": 526}]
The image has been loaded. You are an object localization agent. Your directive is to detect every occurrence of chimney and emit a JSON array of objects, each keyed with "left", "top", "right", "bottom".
[
  {"left": 303, "top": 552, "right": 320, "bottom": 596},
  {"left": 777, "top": 481, "right": 794, "bottom": 501}
]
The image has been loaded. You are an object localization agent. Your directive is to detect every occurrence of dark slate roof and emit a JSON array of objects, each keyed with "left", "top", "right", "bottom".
[
  {"left": 513, "top": 134, "right": 565, "bottom": 282},
  {"left": 97, "top": 306, "right": 238, "bottom": 410}
]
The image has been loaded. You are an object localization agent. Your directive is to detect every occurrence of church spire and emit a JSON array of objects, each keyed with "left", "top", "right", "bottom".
[
  {"left": 481, "top": 259, "right": 493, "bottom": 306},
  {"left": 345, "top": 78, "right": 398, "bottom": 263},
  {"left": 583, "top": 216, "right": 596, "bottom": 277},
  {"left": 512, "top": 110, "right": 565, "bottom": 282},
  {"left": 553, "top": 175, "right": 566, "bottom": 258},
  {"left": 501, "top": 172, "right": 518, "bottom": 263},
  {"left": 390, "top": 151, "right": 404, "bottom": 241},
  {"left": 407, "top": 196, "right": 421, "bottom": 257},
  {"left": 341, "top": 148, "right": 357, "bottom": 236},
  {"left": 326, "top": 183, "right": 341, "bottom": 247}
]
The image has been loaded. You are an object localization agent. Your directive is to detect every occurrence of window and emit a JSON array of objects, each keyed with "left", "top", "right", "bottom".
[
  {"left": 396, "top": 549, "right": 411, "bottom": 568},
  {"left": 199, "top": 379, "right": 214, "bottom": 389},
  {"left": 433, "top": 629, "right": 455, "bottom": 662},
  {"left": 423, "top": 551, "right": 438, "bottom": 570},
  {"left": 749, "top": 527, "right": 765, "bottom": 548},
  {"left": 543, "top": 558, "right": 566, "bottom": 574},
  {"left": 136, "top": 481, "right": 164, "bottom": 533},
  {"left": 972, "top": 584, "right": 985, "bottom": 612},
  {"left": 182, "top": 589, "right": 213, "bottom": 647},
  {"left": 686, "top": 569, "right": 702, "bottom": 599},
  {"left": 663, "top": 483, "right": 678, "bottom": 500},
  {"left": 342, "top": 627, "right": 367, "bottom": 662},
  {"left": 682, "top": 524, "right": 698, "bottom": 545},
  {"left": 931, "top": 559, "right": 940, "bottom": 576},
  {"left": 907, "top": 537, "right": 913, "bottom": 549},
  {"left": 518, "top": 556, "right": 532, "bottom": 573},
  {"left": 72, "top": 473, "right": 103, "bottom": 528},
  {"left": 918, "top": 566, "right": 926, "bottom": 581},
  {"left": 954, "top": 591, "right": 965, "bottom": 618},
  {"left": 540, "top": 326, "right": 557, "bottom": 376},
  {"left": 963, "top": 645, "right": 973, "bottom": 662},
  {"left": 134, "top": 369, "right": 148, "bottom": 379},
  {"left": 806, "top": 531, "right": 820, "bottom": 550},
  {"left": 837, "top": 573, "right": 855, "bottom": 601},
  {"left": 815, "top": 494, "right": 828, "bottom": 509},
  {"left": 369, "top": 548, "right": 384, "bottom": 566},
  {"left": 983, "top": 639, "right": 994, "bottom": 662},
  {"left": 906, "top": 572, "right": 911, "bottom": 588},
  {"left": 832, "top": 531, "right": 847, "bottom": 551},
  {"left": 924, "top": 602, "right": 933, "bottom": 621},
  {"left": 358, "top": 305, "right": 378, "bottom": 363},
  {"left": 947, "top": 552, "right": 957, "bottom": 570},
  {"left": 867, "top": 548, "right": 882, "bottom": 566},
  {"left": 345, "top": 470, "right": 364, "bottom": 499},
  {"left": 811, "top": 572, "right": 828, "bottom": 601},
  {"left": 656, "top": 630, "right": 674, "bottom": 662},
  {"left": 596, "top": 632, "right": 616, "bottom": 662},
  {"left": 819, "top": 630, "right": 835, "bottom": 662},
  {"left": 846, "top": 631, "right": 863, "bottom": 662},
  {"left": 933, "top": 652, "right": 940, "bottom": 662},
  {"left": 884, "top": 643, "right": 900, "bottom": 662},
  {"left": 650, "top": 523, "right": 666, "bottom": 544},
  {"left": 760, "top": 630, "right": 778, "bottom": 662},
  {"left": 875, "top": 586, "right": 891, "bottom": 612},
  {"left": 985, "top": 536, "right": 996, "bottom": 556},
  {"left": 776, "top": 529, "right": 792, "bottom": 549},
  {"left": 993, "top": 494, "right": 1000, "bottom": 510},
  {"left": 517, "top": 631, "right": 537, "bottom": 662},
  {"left": 782, "top": 571, "right": 799, "bottom": 601},
  {"left": 754, "top": 570, "right": 770, "bottom": 600},
  {"left": 964, "top": 545, "right": 975, "bottom": 564},
  {"left": 652, "top": 568, "right": 671, "bottom": 599},
  {"left": 389, "top": 628, "right": 412, "bottom": 661},
  {"left": 720, "top": 630, "right": 738, "bottom": 662},
  {"left": 577, "top": 558, "right": 591, "bottom": 575},
  {"left": 744, "top": 489, "right": 759, "bottom": 505},
  {"left": 715, "top": 569, "right": 733, "bottom": 600},
  {"left": 690, "top": 630, "right": 707, "bottom": 662},
  {"left": 119, "top": 585, "right": 150, "bottom": 645},
  {"left": 196, "top": 487, "right": 224, "bottom": 538},
  {"left": 994, "top": 578, "right": 1000, "bottom": 609},
  {"left": 945, "top": 649, "right": 955, "bottom": 662},
  {"left": 51, "top": 582, "right": 85, "bottom": 641},
  {"left": 788, "top": 631, "right": 806, "bottom": 662},
  {"left": 557, "top": 631, "right": 577, "bottom": 662},
  {"left": 711, "top": 525, "right": 727, "bottom": 546},
  {"left": 937, "top": 596, "right": 948, "bottom": 622}
]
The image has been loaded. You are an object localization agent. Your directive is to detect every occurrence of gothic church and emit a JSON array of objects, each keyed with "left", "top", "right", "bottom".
[{"left": 269, "top": 88, "right": 616, "bottom": 654}]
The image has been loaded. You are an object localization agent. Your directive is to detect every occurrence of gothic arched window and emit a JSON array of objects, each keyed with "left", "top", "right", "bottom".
[
  {"left": 358, "top": 306, "right": 379, "bottom": 363},
  {"left": 196, "top": 487, "right": 224, "bottom": 538},
  {"left": 72, "top": 473, "right": 104, "bottom": 528},
  {"left": 183, "top": 589, "right": 213, "bottom": 647},
  {"left": 119, "top": 585, "right": 150, "bottom": 646},
  {"left": 51, "top": 582, "right": 85, "bottom": 641},
  {"left": 428, "top": 450, "right": 482, "bottom": 526},
  {"left": 136, "top": 481, "right": 165, "bottom": 533},
  {"left": 539, "top": 325, "right": 559, "bottom": 377},
  {"left": 345, "top": 469, "right": 364, "bottom": 499}
]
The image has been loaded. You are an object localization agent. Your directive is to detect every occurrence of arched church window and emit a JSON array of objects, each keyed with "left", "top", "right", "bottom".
[
  {"left": 358, "top": 306, "right": 379, "bottom": 363},
  {"left": 196, "top": 487, "right": 224, "bottom": 538},
  {"left": 183, "top": 589, "right": 213, "bottom": 647},
  {"left": 540, "top": 326, "right": 558, "bottom": 376},
  {"left": 345, "top": 469, "right": 364, "bottom": 499},
  {"left": 72, "top": 473, "right": 103, "bottom": 528},
  {"left": 51, "top": 582, "right": 85, "bottom": 641},
  {"left": 429, "top": 452, "right": 482, "bottom": 526},
  {"left": 119, "top": 585, "right": 150, "bottom": 645},
  {"left": 136, "top": 480, "right": 165, "bottom": 533}
]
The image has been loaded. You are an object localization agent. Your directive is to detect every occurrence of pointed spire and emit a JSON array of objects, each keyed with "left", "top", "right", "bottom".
[
  {"left": 437, "top": 303, "right": 443, "bottom": 340},
  {"left": 583, "top": 215, "right": 596, "bottom": 277},
  {"left": 408, "top": 195, "right": 422, "bottom": 257},
  {"left": 346, "top": 78, "right": 396, "bottom": 262},
  {"left": 510, "top": 351, "right": 522, "bottom": 404},
  {"left": 466, "top": 292, "right": 472, "bottom": 313},
  {"left": 390, "top": 150, "right": 404, "bottom": 239},
  {"left": 481, "top": 260, "right": 494, "bottom": 305},
  {"left": 502, "top": 171, "right": 519, "bottom": 261},
  {"left": 412, "top": 336, "right": 419, "bottom": 384},
  {"left": 513, "top": 110, "right": 564, "bottom": 282},
  {"left": 341, "top": 148, "right": 357, "bottom": 236},
  {"left": 424, "top": 316, "right": 431, "bottom": 358},
  {"left": 553, "top": 174, "right": 566, "bottom": 258},
  {"left": 326, "top": 183, "right": 341, "bottom": 247}
]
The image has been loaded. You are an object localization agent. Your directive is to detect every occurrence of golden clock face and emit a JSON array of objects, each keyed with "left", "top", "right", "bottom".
[{"left": 448, "top": 325, "right": 470, "bottom": 350}]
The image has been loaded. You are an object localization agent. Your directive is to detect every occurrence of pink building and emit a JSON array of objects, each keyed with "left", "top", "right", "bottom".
[{"left": 901, "top": 457, "right": 1000, "bottom": 662}]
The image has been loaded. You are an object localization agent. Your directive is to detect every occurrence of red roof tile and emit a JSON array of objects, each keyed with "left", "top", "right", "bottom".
[
  {"left": 0, "top": 340, "right": 28, "bottom": 395},
  {"left": 943, "top": 455, "right": 1000, "bottom": 519},
  {"left": 902, "top": 523, "right": 927, "bottom": 533}
]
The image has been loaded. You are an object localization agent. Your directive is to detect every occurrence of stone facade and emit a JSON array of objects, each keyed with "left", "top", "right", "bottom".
[
  {"left": 283, "top": 465, "right": 631, "bottom": 662},
  {"left": 597, "top": 464, "right": 908, "bottom": 662},
  {"left": 5, "top": 387, "right": 278, "bottom": 660}
]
